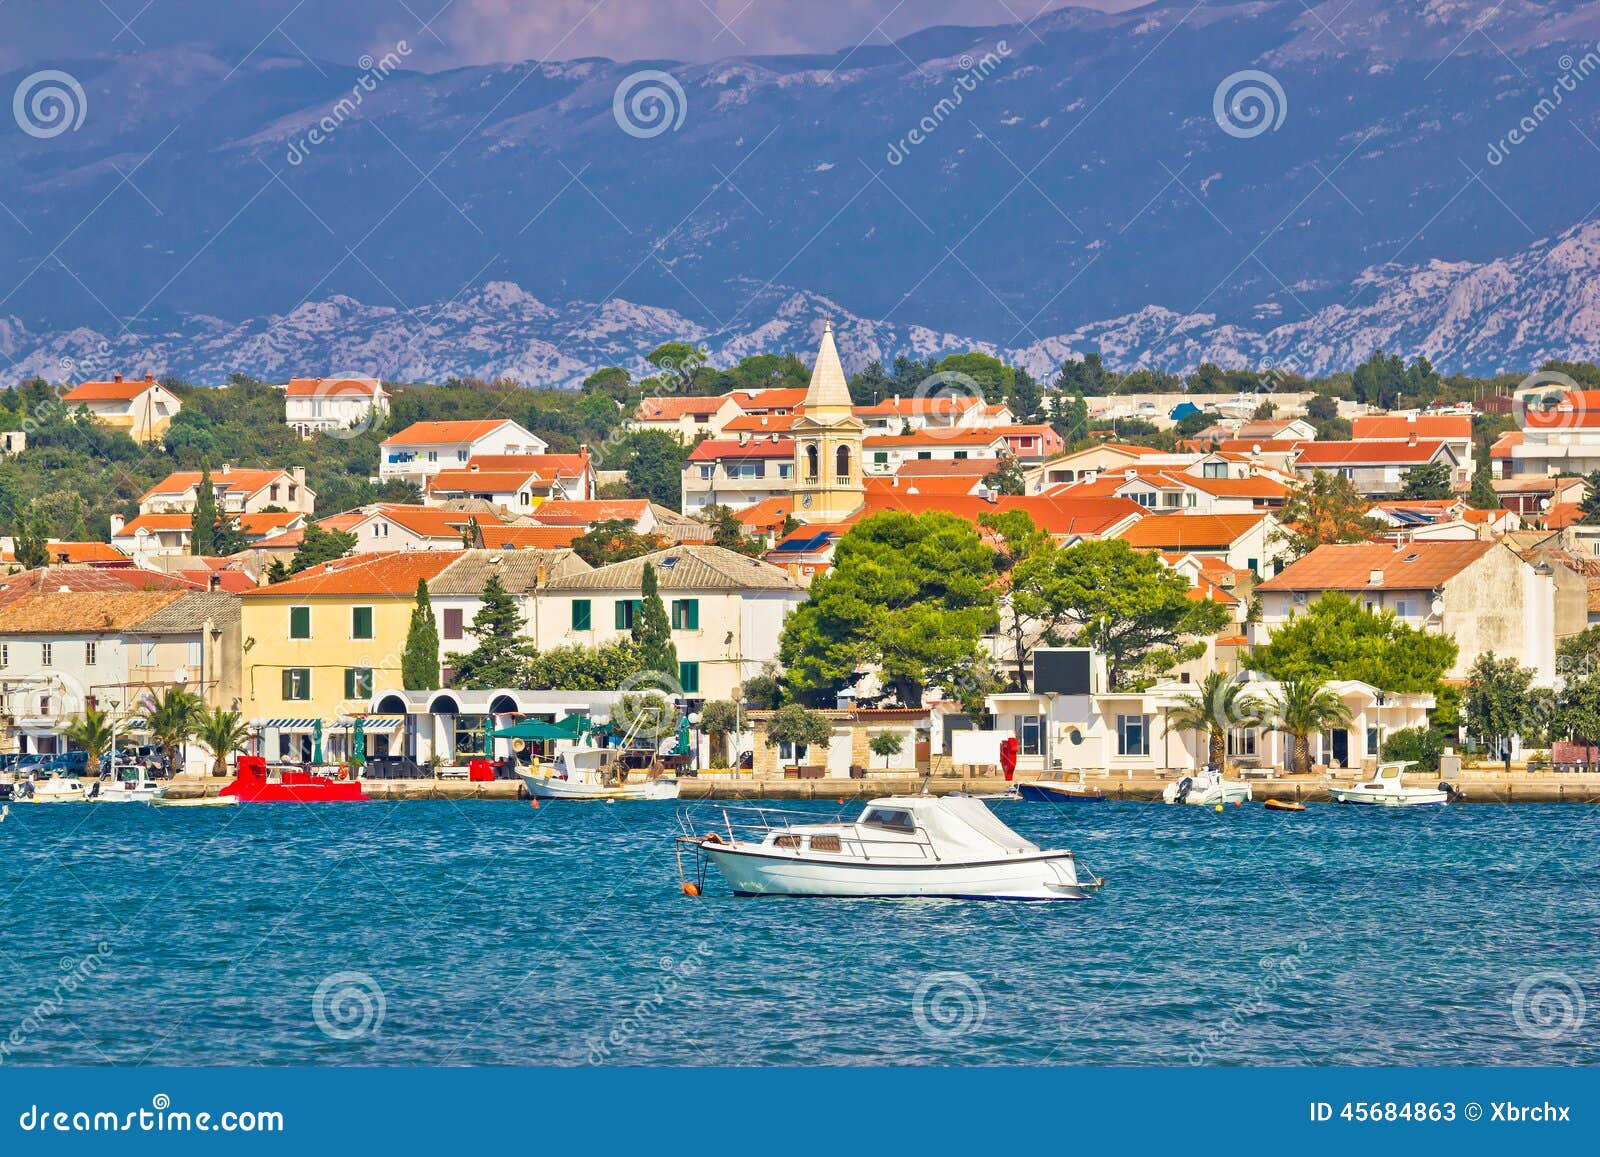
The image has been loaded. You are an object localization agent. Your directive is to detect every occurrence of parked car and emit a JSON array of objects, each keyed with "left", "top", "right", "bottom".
[{"left": 41, "top": 750, "right": 89, "bottom": 775}]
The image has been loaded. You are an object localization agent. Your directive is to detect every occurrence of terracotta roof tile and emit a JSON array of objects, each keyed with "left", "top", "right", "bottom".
[
  {"left": 1351, "top": 414, "right": 1472, "bottom": 440},
  {"left": 1256, "top": 541, "right": 1498, "bottom": 591},
  {"left": 244, "top": 552, "right": 462, "bottom": 598},
  {"left": 0, "top": 589, "right": 187, "bottom": 634},
  {"left": 381, "top": 419, "right": 523, "bottom": 445},
  {"left": 284, "top": 376, "right": 384, "bottom": 397},
  {"left": 61, "top": 376, "right": 161, "bottom": 402},
  {"left": 1114, "top": 513, "right": 1269, "bottom": 550}
]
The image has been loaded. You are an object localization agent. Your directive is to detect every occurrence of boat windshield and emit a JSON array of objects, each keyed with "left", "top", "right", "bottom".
[{"left": 860, "top": 807, "right": 916, "bottom": 833}]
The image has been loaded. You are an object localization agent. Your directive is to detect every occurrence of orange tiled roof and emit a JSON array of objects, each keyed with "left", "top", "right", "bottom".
[
  {"left": 865, "top": 475, "right": 986, "bottom": 499},
  {"left": 723, "top": 413, "right": 799, "bottom": 434},
  {"left": 381, "top": 419, "right": 519, "bottom": 445},
  {"left": 635, "top": 396, "right": 730, "bottom": 421},
  {"left": 0, "top": 589, "right": 187, "bottom": 634},
  {"left": 735, "top": 496, "right": 795, "bottom": 531},
  {"left": 1292, "top": 439, "right": 1453, "bottom": 466},
  {"left": 365, "top": 504, "right": 506, "bottom": 538},
  {"left": 1256, "top": 541, "right": 1498, "bottom": 591},
  {"left": 530, "top": 500, "right": 650, "bottom": 526},
  {"left": 1351, "top": 414, "right": 1472, "bottom": 440},
  {"left": 729, "top": 387, "right": 810, "bottom": 412},
  {"left": 1545, "top": 502, "right": 1585, "bottom": 530},
  {"left": 285, "top": 376, "right": 384, "bottom": 397},
  {"left": 244, "top": 551, "right": 462, "bottom": 598},
  {"left": 863, "top": 430, "right": 1010, "bottom": 448},
  {"left": 479, "top": 525, "right": 582, "bottom": 549},
  {"left": 1115, "top": 513, "right": 1269, "bottom": 550},
  {"left": 139, "top": 467, "right": 292, "bottom": 503},
  {"left": 892, "top": 457, "right": 1004, "bottom": 477},
  {"left": 426, "top": 468, "right": 552, "bottom": 494},
  {"left": 61, "top": 375, "right": 160, "bottom": 402},
  {"left": 1489, "top": 430, "right": 1523, "bottom": 459},
  {"left": 686, "top": 437, "right": 794, "bottom": 462},
  {"left": 852, "top": 396, "right": 983, "bottom": 418}
]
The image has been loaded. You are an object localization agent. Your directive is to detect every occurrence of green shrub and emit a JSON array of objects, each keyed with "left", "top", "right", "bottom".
[{"left": 1380, "top": 727, "right": 1445, "bottom": 773}]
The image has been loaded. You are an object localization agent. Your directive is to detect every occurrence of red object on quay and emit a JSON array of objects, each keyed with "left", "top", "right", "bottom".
[
  {"left": 219, "top": 756, "right": 369, "bottom": 802},
  {"left": 1000, "top": 737, "right": 1018, "bottom": 782}
]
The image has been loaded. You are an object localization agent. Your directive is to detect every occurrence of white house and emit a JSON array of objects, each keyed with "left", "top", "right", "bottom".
[
  {"left": 422, "top": 451, "right": 595, "bottom": 512},
  {"left": 61, "top": 375, "right": 182, "bottom": 443},
  {"left": 284, "top": 376, "right": 390, "bottom": 438},
  {"left": 983, "top": 652, "right": 1433, "bottom": 777},
  {"left": 1253, "top": 540, "right": 1559, "bottom": 683},
  {"left": 139, "top": 466, "right": 315, "bottom": 516},
  {"left": 379, "top": 420, "right": 548, "bottom": 485},
  {"left": 538, "top": 545, "right": 807, "bottom": 701}
]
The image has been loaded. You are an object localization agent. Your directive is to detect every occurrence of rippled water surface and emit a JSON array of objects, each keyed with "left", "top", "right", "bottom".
[{"left": 0, "top": 799, "right": 1594, "bottom": 1065}]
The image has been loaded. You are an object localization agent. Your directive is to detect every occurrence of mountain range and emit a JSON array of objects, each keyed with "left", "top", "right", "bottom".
[{"left": 6, "top": 0, "right": 1600, "bottom": 383}]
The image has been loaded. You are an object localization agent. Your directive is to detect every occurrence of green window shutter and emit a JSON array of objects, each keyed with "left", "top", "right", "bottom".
[
  {"left": 672, "top": 599, "right": 699, "bottom": 630},
  {"left": 351, "top": 606, "right": 373, "bottom": 639},
  {"left": 614, "top": 600, "right": 626, "bottom": 630},
  {"left": 345, "top": 668, "right": 372, "bottom": 698},
  {"left": 572, "top": 600, "right": 591, "bottom": 630},
  {"left": 282, "top": 669, "right": 293, "bottom": 699},
  {"left": 678, "top": 662, "right": 699, "bottom": 694},
  {"left": 289, "top": 606, "right": 310, "bottom": 639}
]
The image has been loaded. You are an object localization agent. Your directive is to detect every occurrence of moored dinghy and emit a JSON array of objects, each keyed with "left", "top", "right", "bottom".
[{"left": 678, "top": 795, "right": 1102, "bottom": 900}]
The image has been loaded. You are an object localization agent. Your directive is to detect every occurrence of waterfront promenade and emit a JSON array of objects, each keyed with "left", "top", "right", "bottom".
[{"left": 154, "top": 766, "right": 1600, "bottom": 803}]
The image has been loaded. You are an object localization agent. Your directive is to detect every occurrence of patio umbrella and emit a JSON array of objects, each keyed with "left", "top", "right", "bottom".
[
  {"left": 675, "top": 715, "right": 691, "bottom": 757},
  {"left": 312, "top": 719, "right": 324, "bottom": 765},
  {"left": 350, "top": 717, "right": 366, "bottom": 768},
  {"left": 488, "top": 718, "right": 575, "bottom": 741},
  {"left": 482, "top": 716, "right": 493, "bottom": 758}
]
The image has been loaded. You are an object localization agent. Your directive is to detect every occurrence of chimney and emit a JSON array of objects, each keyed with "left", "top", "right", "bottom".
[
  {"left": 219, "top": 463, "right": 231, "bottom": 475},
  {"left": 113, "top": 373, "right": 123, "bottom": 383},
  {"left": 110, "top": 514, "right": 125, "bottom": 536},
  {"left": 1408, "top": 433, "right": 1418, "bottom": 446},
  {"left": 208, "top": 573, "right": 221, "bottom": 592},
  {"left": 535, "top": 564, "right": 548, "bottom": 586},
  {"left": 291, "top": 466, "right": 307, "bottom": 487}
]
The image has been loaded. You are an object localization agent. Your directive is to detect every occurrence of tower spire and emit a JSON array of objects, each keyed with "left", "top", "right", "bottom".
[{"left": 804, "top": 319, "right": 853, "bottom": 416}]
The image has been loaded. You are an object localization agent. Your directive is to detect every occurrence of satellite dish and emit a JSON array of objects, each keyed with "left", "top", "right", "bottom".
[{"left": 1430, "top": 597, "right": 1444, "bottom": 617}]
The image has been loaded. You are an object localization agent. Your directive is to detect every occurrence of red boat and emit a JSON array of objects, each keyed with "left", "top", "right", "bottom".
[{"left": 220, "top": 755, "right": 369, "bottom": 803}]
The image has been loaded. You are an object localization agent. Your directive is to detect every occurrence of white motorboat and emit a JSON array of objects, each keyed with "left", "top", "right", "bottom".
[
  {"left": 1328, "top": 761, "right": 1451, "bottom": 807},
  {"left": 87, "top": 764, "right": 167, "bottom": 803},
  {"left": 678, "top": 795, "right": 1102, "bottom": 901},
  {"left": 1162, "top": 768, "right": 1253, "bottom": 806},
  {"left": 10, "top": 773, "right": 88, "bottom": 804},
  {"left": 1017, "top": 768, "right": 1106, "bottom": 803},
  {"left": 150, "top": 795, "right": 239, "bottom": 809},
  {"left": 515, "top": 745, "right": 679, "bottom": 801}
]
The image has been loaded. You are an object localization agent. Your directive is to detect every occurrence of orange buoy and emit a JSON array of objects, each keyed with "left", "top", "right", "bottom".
[
  {"left": 1234, "top": 799, "right": 1242, "bottom": 807},
  {"left": 681, "top": 881, "right": 701, "bottom": 897},
  {"left": 530, "top": 799, "right": 540, "bottom": 810}
]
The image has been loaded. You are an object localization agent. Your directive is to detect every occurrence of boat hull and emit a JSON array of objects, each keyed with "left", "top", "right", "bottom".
[
  {"left": 1328, "top": 787, "right": 1447, "bottom": 806},
  {"left": 516, "top": 770, "right": 679, "bottom": 800},
  {"left": 700, "top": 844, "right": 1098, "bottom": 900},
  {"left": 150, "top": 796, "right": 239, "bottom": 808},
  {"left": 1162, "top": 779, "right": 1253, "bottom": 805},
  {"left": 1016, "top": 782, "right": 1106, "bottom": 803}
]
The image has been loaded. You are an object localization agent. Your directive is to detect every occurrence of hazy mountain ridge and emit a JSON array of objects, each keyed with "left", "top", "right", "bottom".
[{"left": 6, "top": 1, "right": 1600, "bottom": 381}]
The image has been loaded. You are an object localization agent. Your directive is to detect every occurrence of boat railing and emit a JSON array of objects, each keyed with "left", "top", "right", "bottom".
[{"left": 676, "top": 804, "right": 942, "bottom": 863}]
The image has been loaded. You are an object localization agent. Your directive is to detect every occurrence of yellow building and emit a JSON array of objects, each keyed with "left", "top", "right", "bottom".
[
  {"left": 790, "top": 321, "right": 865, "bottom": 524},
  {"left": 239, "top": 552, "right": 460, "bottom": 761}
]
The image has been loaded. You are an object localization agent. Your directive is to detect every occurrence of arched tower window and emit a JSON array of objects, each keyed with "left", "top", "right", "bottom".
[
  {"left": 835, "top": 445, "right": 851, "bottom": 484},
  {"left": 804, "top": 444, "right": 819, "bottom": 483}
]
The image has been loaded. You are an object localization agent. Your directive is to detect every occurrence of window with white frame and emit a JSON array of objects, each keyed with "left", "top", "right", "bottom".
[
  {"left": 1116, "top": 714, "right": 1150, "bottom": 757},
  {"left": 1227, "top": 728, "right": 1258, "bottom": 759},
  {"left": 85, "top": 642, "right": 97, "bottom": 665},
  {"left": 1016, "top": 715, "right": 1042, "bottom": 756},
  {"left": 41, "top": 642, "right": 52, "bottom": 666}
]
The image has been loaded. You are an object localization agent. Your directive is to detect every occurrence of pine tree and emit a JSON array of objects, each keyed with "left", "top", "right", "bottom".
[
  {"left": 401, "top": 579, "right": 441, "bottom": 691},
  {"left": 12, "top": 502, "right": 51, "bottom": 568},
  {"left": 446, "top": 574, "right": 532, "bottom": 689},
  {"left": 632, "top": 562, "right": 678, "bottom": 681},
  {"left": 190, "top": 459, "right": 218, "bottom": 556},
  {"left": 1579, "top": 471, "right": 1600, "bottom": 526},
  {"left": 1468, "top": 464, "right": 1501, "bottom": 511}
]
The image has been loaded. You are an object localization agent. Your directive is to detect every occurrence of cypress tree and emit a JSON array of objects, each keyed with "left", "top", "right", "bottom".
[
  {"left": 190, "top": 459, "right": 218, "bottom": 556},
  {"left": 446, "top": 574, "right": 532, "bottom": 689},
  {"left": 1468, "top": 464, "right": 1501, "bottom": 511},
  {"left": 632, "top": 562, "right": 678, "bottom": 681},
  {"left": 402, "top": 578, "right": 441, "bottom": 691}
]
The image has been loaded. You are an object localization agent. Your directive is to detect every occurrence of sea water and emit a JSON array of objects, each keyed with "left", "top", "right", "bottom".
[{"left": 0, "top": 799, "right": 1594, "bottom": 1065}]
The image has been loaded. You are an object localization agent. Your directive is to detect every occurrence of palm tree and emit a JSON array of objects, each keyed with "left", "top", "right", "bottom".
[
  {"left": 1164, "top": 672, "right": 1264, "bottom": 772},
  {"left": 139, "top": 687, "right": 204, "bottom": 775},
  {"left": 61, "top": 706, "right": 116, "bottom": 768},
  {"left": 195, "top": 707, "right": 251, "bottom": 778},
  {"left": 1268, "top": 679, "right": 1354, "bottom": 774}
]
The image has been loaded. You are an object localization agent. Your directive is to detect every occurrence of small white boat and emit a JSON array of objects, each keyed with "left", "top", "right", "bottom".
[
  {"left": 1162, "top": 768, "right": 1253, "bottom": 806},
  {"left": 10, "top": 773, "right": 88, "bottom": 804},
  {"left": 87, "top": 764, "right": 167, "bottom": 803},
  {"left": 1328, "top": 761, "right": 1451, "bottom": 807},
  {"left": 515, "top": 745, "right": 680, "bottom": 801},
  {"left": 150, "top": 795, "right": 239, "bottom": 808},
  {"left": 678, "top": 796, "right": 1102, "bottom": 901}
]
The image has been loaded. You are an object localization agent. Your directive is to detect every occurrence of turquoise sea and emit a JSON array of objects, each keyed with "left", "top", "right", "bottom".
[{"left": 0, "top": 799, "right": 1595, "bottom": 1066}]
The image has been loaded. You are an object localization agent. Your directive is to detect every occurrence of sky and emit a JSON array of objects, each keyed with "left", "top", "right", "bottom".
[{"left": 0, "top": 0, "right": 1148, "bottom": 72}]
